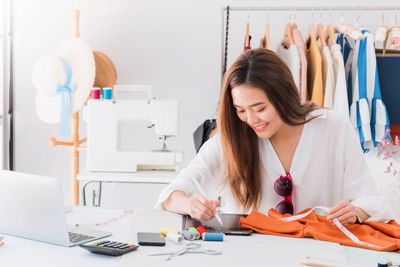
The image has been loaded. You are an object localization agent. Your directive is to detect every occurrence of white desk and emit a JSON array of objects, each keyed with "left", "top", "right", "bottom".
[
  {"left": 78, "top": 171, "right": 177, "bottom": 208},
  {"left": 2, "top": 208, "right": 400, "bottom": 267}
]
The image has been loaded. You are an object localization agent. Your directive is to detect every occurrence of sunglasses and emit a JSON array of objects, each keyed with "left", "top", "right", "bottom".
[{"left": 274, "top": 173, "right": 294, "bottom": 215}]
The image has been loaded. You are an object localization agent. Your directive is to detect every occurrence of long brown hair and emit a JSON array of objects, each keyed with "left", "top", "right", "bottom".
[{"left": 218, "top": 48, "right": 317, "bottom": 211}]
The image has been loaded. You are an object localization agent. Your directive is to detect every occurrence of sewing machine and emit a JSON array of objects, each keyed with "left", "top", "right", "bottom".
[{"left": 86, "top": 99, "right": 182, "bottom": 172}]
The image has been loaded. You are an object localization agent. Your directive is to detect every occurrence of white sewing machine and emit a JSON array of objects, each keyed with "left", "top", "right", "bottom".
[{"left": 86, "top": 98, "right": 182, "bottom": 172}]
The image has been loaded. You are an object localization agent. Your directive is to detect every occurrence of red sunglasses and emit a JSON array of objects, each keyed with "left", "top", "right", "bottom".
[{"left": 274, "top": 173, "right": 294, "bottom": 214}]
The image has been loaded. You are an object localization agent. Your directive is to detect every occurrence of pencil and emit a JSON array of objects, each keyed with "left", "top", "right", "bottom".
[{"left": 192, "top": 179, "right": 224, "bottom": 226}]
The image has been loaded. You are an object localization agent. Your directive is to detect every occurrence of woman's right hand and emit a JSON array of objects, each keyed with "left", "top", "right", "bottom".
[{"left": 187, "top": 193, "right": 220, "bottom": 221}]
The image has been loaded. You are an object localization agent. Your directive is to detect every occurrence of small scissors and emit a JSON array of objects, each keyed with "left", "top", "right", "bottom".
[{"left": 149, "top": 242, "right": 222, "bottom": 261}]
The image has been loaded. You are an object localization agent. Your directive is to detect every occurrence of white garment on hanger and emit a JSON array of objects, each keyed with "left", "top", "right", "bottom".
[
  {"left": 330, "top": 44, "right": 349, "bottom": 119},
  {"left": 276, "top": 44, "right": 301, "bottom": 91},
  {"left": 321, "top": 46, "right": 335, "bottom": 109}
]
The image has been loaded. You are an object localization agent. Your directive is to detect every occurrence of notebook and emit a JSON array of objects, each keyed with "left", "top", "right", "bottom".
[{"left": 0, "top": 170, "right": 111, "bottom": 246}]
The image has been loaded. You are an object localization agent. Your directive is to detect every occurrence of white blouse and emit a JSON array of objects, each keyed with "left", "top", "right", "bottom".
[{"left": 156, "top": 109, "right": 394, "bottom": 222}]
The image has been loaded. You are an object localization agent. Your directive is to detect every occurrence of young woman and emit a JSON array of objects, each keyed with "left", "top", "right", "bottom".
[{"left": 156, "top": 48, "right": 393, "bottom": 225}]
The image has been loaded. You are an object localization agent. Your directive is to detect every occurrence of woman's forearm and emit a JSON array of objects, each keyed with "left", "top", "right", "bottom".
[{"left": 161, "top": 190, "right": 191, "bottom": 215}]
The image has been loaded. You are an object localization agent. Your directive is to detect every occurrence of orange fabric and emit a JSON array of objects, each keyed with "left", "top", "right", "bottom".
[{"left": 240, "top": 209, "right": 400, "bottom": 252}]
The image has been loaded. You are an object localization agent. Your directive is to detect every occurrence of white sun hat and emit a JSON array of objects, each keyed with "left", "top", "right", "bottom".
[{"left": 32, "top": 37, "right": 95, "bottom": 135}]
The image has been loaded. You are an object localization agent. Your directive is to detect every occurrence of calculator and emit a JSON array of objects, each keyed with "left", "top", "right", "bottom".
[{"left": 79, "top": 240, "right": 139, "bottom": 256}]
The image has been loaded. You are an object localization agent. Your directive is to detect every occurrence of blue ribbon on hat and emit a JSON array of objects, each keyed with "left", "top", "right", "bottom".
[{"left": 56, "top": 56, "right": 75, "bottom": 136}]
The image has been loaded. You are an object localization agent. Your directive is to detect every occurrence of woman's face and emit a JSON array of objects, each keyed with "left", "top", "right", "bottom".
[{"left": 231, "top": 84, "right": 283, "bottom": 139}]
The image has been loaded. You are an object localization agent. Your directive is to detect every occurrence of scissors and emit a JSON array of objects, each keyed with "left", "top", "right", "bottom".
[{"left": 149, "top": 242, "right": 222, "bottom": 261}]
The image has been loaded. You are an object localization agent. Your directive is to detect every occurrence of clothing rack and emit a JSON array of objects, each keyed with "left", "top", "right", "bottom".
[
  {"left": 220, "top": 5, "right": 400, "bottom": 77},
  {"left": 225, "top": 6, "right": 400, "bottom": 11}
]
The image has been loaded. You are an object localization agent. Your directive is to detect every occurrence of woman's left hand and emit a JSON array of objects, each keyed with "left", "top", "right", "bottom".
[{"left": 327, "top": 200, "right": 357, "bottom": 225}]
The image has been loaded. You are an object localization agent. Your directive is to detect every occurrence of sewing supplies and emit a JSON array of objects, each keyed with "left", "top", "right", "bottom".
[
  {"left": 149, "top": 242, "right": 222, "bottom": 261},
  {"left": 377, "top": 260, "right": 388, "bottom": 267},
  {"left": 181, "top": 230, "right": 197, "bottom": 241},
  {"left": 166, "top": 232, "right": 184, "bottom": 244},
  {"left": 187, "top": 227, "right": 201, "bottom": 239},
  {"left": 90, "top": 87, "right": 101, "bottom": 99},
  {"left": 160, "top": 227, "right": 178, "bottom": 237},
  {"left": 202, "top": 232, "right": 224, "bottom": 242},
  {"left": 196, "top": 226, "right": 207, "bottom": 236},
  {"left": 191, "top": 179, "right": 223, "bottom": 226},
  {"left": 102, "top": 87, "right": 113, "bottom": 100},
  {"left": 378, "top": 261, "right": 400, "bottom": 267}
]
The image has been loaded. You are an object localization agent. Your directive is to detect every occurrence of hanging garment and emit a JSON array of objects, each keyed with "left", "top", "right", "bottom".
[
  {"left": 376, "top": 51, "right": 400, "bottom": 125},
  {"left": 321, "top": 46, "right": 335, "bottom": 109},
  {"left": 240, "top": 209, "right": 400, "bottom": 252},
  {"left": 293, "top": 29, "right": 308, "bottom": 103},
  {"left": 193, "top": 119, "right": 217, "bottom": 153},
  {"left": 337, "top": 33, "right": 355, "bottom": 108},
  {"left": 306, "top": 36, "right": 324, "bottom": 106},
  {"left": 362, "top": 30, "right": 390, "bottom": 146},
  {"left": 350, "top": 30, "right": 390, "bottom": 150},
  {"left": 330, "top": 43, "right": 349, "bottom": 118},
  {"left": 276, "top": 42, "right": 301, "bottom": 91}
]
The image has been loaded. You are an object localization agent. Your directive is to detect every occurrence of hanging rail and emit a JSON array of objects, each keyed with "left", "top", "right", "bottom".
[{"left": 225, "top": 6, "right": 400, "bottom": 11}]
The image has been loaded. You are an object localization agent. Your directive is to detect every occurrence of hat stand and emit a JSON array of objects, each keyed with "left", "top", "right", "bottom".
[{"left": 48, "top": 10, "right": 86, "bottom": 206}]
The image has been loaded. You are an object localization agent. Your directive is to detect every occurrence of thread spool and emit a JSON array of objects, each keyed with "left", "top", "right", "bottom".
[
  {"left": 377, "top": 260, "right": 389, "bottom": 267},
  {"left": 90, "top": 87, "right": 101, "bottom": 99},
  {"left": 160, "top": 228, "right": 178, "bottom": 238},
  {"left": 166, "top": 233, "right": 184, "bottom": 244},
  {"left": 196, "top": 226, "right": 207, "bottom": 236},
  {"left": 181, "top": 230, "right": 197, "bottom": 241},
  {"left": 202, "top": 232, "right": 224, "bottom": 242},
  {"left": 102, "top": 87, "right": 112, "bottom": 100},
  {"left": 187, "top": 227, "right": 200, "bottom": 239}
]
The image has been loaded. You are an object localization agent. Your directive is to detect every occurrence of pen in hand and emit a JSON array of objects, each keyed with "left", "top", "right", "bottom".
[{"left": 192, "top": 179, "right": 224, "bottom": 226}]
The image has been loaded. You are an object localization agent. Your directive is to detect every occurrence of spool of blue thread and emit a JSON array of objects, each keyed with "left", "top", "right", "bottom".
[
  {"left": 102, "top": 87, "right": 112, "bottom": 100},
  {"left": 202, "top": 232, "right": 224, "bottom": 242}
]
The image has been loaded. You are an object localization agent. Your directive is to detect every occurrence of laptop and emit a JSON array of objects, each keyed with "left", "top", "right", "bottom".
[{"left": 0, "top": 170, "right": 111, "bottom": 246}]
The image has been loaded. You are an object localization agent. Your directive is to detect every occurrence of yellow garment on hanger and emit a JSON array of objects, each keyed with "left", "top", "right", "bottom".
[{"left": 306, "top": 34, "right": 324, "bottom": 106}]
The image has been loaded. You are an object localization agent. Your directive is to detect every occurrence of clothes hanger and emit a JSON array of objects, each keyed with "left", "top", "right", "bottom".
[
  {"left": 291, "top": 8, "right": 298, "bottom": 30},
  {"left": 264, "top": 23, "right": 272, "bottom": 49},
  {"left": 308, "top": 8, "right": 317, "bottom": 42},
  {"left": 318, "top": 23, "right": 327, "bottom": 48},
  {"left": 326, "top": 11, "right": 336, "bottom": 46},
  {"left": 327, "top": 24, "right": 336, "bottom": 46},
  {"left": 260, "top": 12, "right": 271, "bottom": 49},
  {"left": 349, "top": 12, "right": 363, "bottom": 40},
  {"left": 244, "top": 12, "right": 251, "bottom": 50},
  {"left": 315, "top": 10, "right": 327, "bottom": 48},
  {"left": 284, "top": 12, "right": 294, "bottom": 46},
  {"left": 376, "top": 12, "right": 388, "bottom": 42}
]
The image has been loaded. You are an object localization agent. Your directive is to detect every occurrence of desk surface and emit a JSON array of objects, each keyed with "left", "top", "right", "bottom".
[
  {"left": 2, "top": 208, "right": 400, "bottom": 267},
  {"left": 78, "top": 170, "right": 178, "bottom": 183}
]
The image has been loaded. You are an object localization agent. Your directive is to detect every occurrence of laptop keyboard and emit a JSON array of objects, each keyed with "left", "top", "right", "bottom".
[{"left": 68, "top": 232, "right": 94, "bottom": 244}]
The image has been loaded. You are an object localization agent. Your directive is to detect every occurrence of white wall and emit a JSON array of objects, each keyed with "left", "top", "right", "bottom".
[{"left": 13, "top": 0, "right": 399, "bottom": 202}]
